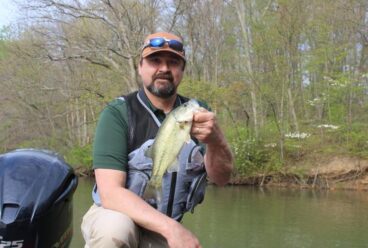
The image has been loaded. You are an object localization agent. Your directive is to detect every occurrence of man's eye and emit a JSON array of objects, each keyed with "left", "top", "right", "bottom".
[
  {"left": 150, "top": 58, "right": 161, "bottom": 64},
  {"left": 169, "top": 60, "right": 180, "bottom": 66}
]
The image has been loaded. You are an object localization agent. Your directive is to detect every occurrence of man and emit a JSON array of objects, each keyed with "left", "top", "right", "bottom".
[{"left": 81, "top": 32, "right": 233, "bottom": 248}]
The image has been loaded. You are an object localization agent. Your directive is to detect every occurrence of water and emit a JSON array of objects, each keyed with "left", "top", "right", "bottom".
[{"left": 71, "top": 178, "right": 368, "bottom": 248}]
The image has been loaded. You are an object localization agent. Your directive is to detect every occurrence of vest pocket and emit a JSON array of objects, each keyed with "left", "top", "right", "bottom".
[
  {"left": 127, "top": 139, "right": 154, "bottom": 171},
  {"left": 185, "top": 145, "right": 207, "bottom": 212},
  {"left": 126, "top": 139, "right": 154, "bottom": 196},
  {"left": 186, "top": 173, "right": 207, "bottom": 213},
  {"left": 186, "top": 145, "right": 205, "bottom": 172},
  {"left": 126, "top": 169, "right": 150, "bottom": 197}
]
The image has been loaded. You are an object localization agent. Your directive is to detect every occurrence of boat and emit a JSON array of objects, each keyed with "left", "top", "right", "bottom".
[{"left": 0, "top": 149, "right": 78, "bottom": 247}]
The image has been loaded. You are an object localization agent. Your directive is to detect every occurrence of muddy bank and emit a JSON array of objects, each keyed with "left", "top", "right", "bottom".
[
  {"left": 75, "top": 156, "right": 368, "bottom": 190},
  {"left": 230, "top": 156, "right": 368, "bottom": 190}
]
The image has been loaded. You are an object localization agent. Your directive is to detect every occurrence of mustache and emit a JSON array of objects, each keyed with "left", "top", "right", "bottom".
[{"left": 152, "top": 72, "right": 174, "bottom": 81}]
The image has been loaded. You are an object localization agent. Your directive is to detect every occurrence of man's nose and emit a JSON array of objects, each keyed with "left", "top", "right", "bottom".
[{"left": 158, "top": 61, "right": 170, "bottom": 72}]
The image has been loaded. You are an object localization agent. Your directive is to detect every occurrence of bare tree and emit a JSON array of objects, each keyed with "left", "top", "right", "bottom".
[{"left": 21, "top": 0, "right": 161, "bottom": 92}]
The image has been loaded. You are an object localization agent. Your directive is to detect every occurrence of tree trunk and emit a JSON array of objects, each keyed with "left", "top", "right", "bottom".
[
  {"left": 288, "top": 87, "right": 299, "bottom": 132},
  {"left": 235, "top": 0, "right": 259, "bottom": 138}
]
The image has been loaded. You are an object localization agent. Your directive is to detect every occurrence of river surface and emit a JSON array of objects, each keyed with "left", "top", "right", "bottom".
[{"left": 71, "top": 178, "right": 368, "bottom": 248}]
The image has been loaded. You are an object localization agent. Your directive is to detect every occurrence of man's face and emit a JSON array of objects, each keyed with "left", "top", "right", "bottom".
[{"left": 138, "top": 52, "right": 185, "bottom": 99}]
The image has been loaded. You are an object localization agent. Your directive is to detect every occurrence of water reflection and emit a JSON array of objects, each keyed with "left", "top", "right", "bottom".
[
  {"left": 72, "top": 180, "right": 368, "bottom": 248},
  {"left": 71, "top": 178, "right": 95, "bottom": 247},
  {"left": 183, "top": 186, "right": 368, "bottom": 248}
]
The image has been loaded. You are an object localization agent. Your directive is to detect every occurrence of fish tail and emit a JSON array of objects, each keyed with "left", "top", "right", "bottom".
[
  {"left": 150, "top": 175, "right": 162, "bottom": 189},
  {"left": 154, "top": 188, "right": 163, "bottom": 206},
  {"left": 143, "top": 177, "right": 163, "bottom": 206}
]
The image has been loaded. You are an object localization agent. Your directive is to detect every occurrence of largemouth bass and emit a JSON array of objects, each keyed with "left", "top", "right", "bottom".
[{"left": 146, "top": 99, "right": 201, "bottom": 192}]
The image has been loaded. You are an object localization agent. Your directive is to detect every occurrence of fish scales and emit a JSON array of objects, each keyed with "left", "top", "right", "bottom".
[{"left": 148, "top": 99, "right": 201, "bottom": 189}]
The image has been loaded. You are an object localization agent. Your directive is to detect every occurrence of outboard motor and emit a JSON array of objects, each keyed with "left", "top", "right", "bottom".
[{"left": 0, "top": 149, "right": 78, "bottom": 248}]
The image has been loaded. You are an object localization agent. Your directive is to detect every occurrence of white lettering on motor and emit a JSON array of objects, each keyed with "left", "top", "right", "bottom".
[{"left": 0, "top": 236, "right": 24, "bottom": 248}]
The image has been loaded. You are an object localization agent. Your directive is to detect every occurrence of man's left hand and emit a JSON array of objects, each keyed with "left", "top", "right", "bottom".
[{"left": 191, "top": 108, "right": 220, "bottom": 144}]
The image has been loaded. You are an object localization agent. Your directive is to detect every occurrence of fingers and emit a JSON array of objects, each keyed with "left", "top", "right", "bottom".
[
  {"left": 191, "top": 126, "right": 209, "bottom": 140},
  {"left": 191, "top": 111, "right": 222, "bottom": 145},
  {"left": 193, "top": 109, "right": 215, "bottom": 123},
  {"left": 194, "top": 107, "right": 207, "bottom": 113},
  {"left": 165, "top": 222, "right": 201, "bottom": 248},
  {"left": 191, "top": 123, "right": 215, "bottom": 144}
]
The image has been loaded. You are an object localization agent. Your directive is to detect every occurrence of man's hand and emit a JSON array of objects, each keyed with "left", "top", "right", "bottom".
[
  {"left": 163, "top": 220, "right": 202, "bottom": 248},
  {"left": 191, "top": 108, "right": 221, "bottom": 144},
  {"left": 95, "top": 169, "right": 201, "bottom": 247},
  {"left": 191, "top": 108, "right": 234, "bottom": 186}
]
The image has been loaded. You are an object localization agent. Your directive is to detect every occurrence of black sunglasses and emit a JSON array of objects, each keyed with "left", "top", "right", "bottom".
[{"left": 143, "top": 37, "right": 184, "bottom": 53}]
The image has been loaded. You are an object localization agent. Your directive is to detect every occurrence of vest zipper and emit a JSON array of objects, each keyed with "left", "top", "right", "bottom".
[{"left": 166, "top": 172, "right": 177, "bottom": 217}]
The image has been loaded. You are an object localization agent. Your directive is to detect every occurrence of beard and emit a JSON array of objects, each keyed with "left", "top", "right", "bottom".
[{"left": 147, "top": 72, "right": 176, "bottom": 99}]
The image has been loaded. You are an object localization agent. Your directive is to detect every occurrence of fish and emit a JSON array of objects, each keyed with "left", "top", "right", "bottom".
[{"left": 144, "top": 99, "right": 201, "bottom": 200}]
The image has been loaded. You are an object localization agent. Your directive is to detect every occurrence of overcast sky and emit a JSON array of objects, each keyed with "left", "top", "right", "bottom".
[{"left": 0, "top": 0, "right": 19, "bottom": 27}]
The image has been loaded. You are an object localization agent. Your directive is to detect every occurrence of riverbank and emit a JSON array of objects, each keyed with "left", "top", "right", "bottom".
[
  {"left": 230, "top": 155, "right": 368, "bottom": 190},
  {"left": 74, "top": 155, "right": 368, "bottom": 191}
]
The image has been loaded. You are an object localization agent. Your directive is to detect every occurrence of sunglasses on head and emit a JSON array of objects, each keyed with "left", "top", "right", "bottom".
[{"left": 143, "top": 37, "right": 184, "bottom": 53}]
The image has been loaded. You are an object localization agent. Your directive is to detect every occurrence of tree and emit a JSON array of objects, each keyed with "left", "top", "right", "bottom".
[{"left": 21, "top": 0, "right": 162, "bottom": 92}]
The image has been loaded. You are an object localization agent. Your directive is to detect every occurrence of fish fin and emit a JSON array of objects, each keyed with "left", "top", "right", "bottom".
[
  {"left": 155, "top": 189, "right": 163, "bottom": 206},
  {"left": 144, "top": 145, "right": 153, "bottom": 158},
  {"left": 143, "top": 182, "right": 156, "bottom": 199},
  {"left": 179, "top": 121, "right": 186, "bottom": 129},
  {"left": 185, "top": 133, "right": 191, "bottom": 144},
  {"left": 167, "top": 158, "right": 180, "bottom": 173},
  {"left": 198, "top": 107, "right": 207, "bottom": 112},
  {"left": 150, "top": 175, "right": 162, "bottom": 188},
  {"left": 144, "top": 179, "right": 163, "bottom": 207}
]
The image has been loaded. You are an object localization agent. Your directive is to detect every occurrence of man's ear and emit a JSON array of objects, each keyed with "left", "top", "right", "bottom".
[{"left": 138, "top": 59, "right": 143, "bottom": 75}]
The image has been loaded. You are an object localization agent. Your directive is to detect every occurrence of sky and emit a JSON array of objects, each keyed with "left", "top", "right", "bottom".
[{"left": 0, "top": 0, "right": 19, "bottom": 27}]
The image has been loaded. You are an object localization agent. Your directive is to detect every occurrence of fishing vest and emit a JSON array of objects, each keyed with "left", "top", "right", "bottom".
[{"left": 92, "top": 91, "right": 207, "bottom": 221}]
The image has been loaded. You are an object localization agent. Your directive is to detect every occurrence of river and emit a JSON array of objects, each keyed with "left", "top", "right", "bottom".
[{"left": 71, "top": 178, "right": 368, "bottom": 248}]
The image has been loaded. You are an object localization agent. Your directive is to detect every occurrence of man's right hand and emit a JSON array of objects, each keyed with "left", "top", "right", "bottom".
[{"left": 163, "top": 220, "right": 202, "bottom": 248}]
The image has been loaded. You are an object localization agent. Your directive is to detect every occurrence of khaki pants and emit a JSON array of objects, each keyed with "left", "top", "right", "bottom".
[{"left": 81, "top": 204, "right": 169, "bottom": 248}]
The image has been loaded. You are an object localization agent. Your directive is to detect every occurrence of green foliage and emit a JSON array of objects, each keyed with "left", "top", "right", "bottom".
[
  {"left": 283, "top": 138, "right": 309, "bottom": 162},
  {"left": 64, "top": 144, "right": 93, "bottom": 168},
  {"left": 179, "top": 79, "right": 218, "bottom": 106},
  {"left": 7, "top": 133, "right": 93, "bottom": 169},
  {"left": 339, "top": 124, "right": 368, "bottom": 158},
  {"left": 227, "top": 126, "right": 272, "bottom": 176},
  {"left": 1, "top": 0, "right": 368, "bottom": 182},
  {"left": 16, "top": 135, "right": 60, "bottom": 151}
]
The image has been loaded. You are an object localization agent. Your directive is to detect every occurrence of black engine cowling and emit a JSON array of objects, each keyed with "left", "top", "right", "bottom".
[{"left": 0, "top": 149, "right": 78, "bottom": 248}]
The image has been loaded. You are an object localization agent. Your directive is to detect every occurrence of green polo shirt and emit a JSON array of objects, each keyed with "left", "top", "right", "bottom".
[
  {"left": 92, "top": 90, "right": 191, "bottom": 172},
  {"left": 92, "top": 97, "right": 129, "bottom": 171}
]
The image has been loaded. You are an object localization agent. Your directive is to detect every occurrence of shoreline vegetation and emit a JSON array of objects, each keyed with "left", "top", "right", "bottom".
[
  {"left": 1, "top": 1, "right": 367, "bottom": 194},
  {"left": 74, "top": 155, "right": 368, "bottom": 191}
]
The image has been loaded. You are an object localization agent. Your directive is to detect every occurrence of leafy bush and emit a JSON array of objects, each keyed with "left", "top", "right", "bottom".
[
  {"left": 227, "top": 126, "right": 272, "bottom": 176},
  {"left": 64, "top": 144, "right": 93, "bottom": 168},
  {"left": 339, "top": 124, "right": 368, "bottom": 158},
  {"left": 232, "top": 137, "right": 271, "bottom": 175}
]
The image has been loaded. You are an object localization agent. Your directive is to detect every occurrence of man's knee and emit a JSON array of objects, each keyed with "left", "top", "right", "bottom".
[{"left": 81, "top": 205, "right": 139, "bottom": 248}]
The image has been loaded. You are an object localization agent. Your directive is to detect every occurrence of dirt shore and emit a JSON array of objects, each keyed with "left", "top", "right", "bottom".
[
  {"left": 230, "top": 156, "right": 368, "bottom": 190},
  {"left": 75, "top": 156, "right": 368, "bottom": 190}
]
